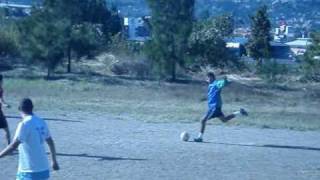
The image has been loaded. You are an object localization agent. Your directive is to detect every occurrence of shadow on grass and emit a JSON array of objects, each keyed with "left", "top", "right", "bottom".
[
  {"left": 56, "top": 153, "right": 147, "bottom": 161},
  {"left": 6, "top": 116, "right": 82, "bottom": 123},
  {"left": 210, "top": 142, "right": 320, "bottom": 152}
]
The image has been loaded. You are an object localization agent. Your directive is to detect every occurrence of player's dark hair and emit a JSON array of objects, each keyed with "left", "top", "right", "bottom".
[
  {"left": 19, "top": 98, "right": 33, "bottom": 115},
  {"left": 207, "top": 72, "right": 215, "bottom": 80}
]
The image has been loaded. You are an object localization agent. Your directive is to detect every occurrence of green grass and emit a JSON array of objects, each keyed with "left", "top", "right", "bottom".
[{"left": 3, "top": 76, "right": 320, "bottom": 131}]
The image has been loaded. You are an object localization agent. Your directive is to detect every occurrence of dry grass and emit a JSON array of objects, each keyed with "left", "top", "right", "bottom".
[
  {"left": 2, "top": 55, "right": 320, "bottom": 131},
  {"left": 3, "top": 70, "right": 320, "bottom": 131}
]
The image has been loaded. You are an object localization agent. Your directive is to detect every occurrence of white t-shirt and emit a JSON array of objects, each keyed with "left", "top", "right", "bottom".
[{"left": 14, "top": 115, "right": 51, "bottom": 172}]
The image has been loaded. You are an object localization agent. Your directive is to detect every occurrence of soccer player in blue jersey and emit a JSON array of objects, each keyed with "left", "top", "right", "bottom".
[{"left": 194, "top": 72, "right": 248, "bottom": 142}]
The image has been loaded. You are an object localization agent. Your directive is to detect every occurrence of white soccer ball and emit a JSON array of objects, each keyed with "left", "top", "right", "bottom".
[{"left": 180, "top": 131, "right": 190, "bottom": 142}]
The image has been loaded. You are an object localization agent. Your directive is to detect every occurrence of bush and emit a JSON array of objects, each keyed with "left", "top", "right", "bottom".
[
  {"left": 258, "top": 59, "right": 288, "bottom": 82},
  {"left": 300, "top": 32, "right": 320, "bottom": 81},
  {"left": 110, "top": 61, "right": 130, "bottom": 75},
  {"left": 109, "top": 34, "right": 145, "bottom": 56},
  {"left": 110, "top": 59, "right": 151, "bottom": 79},
  {"left": 0, "top": 28, "right": 19, "bottom": 57},
  {"left": 300, "top": 57, "right": 320, "bottom": 81},
  {"left": 0, "top": 57, "right": 13, "bottom": 71}
]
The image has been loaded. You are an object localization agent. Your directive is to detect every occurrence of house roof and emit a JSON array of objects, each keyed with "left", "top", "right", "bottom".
[
  {"left": 270, "top": 42, "right": 289, "bottom": 47},
  {"left": 226, "top": 42, "right": 241, "bottom": 48},
  {"left": 285, "top": 38, "right": 312, "bottom": 47},
  {"left": 225, "top": 37, "right": 248, "bottom": 45},
  {"left": 0, "top": 3, "right": 31, "bottom": 9}
]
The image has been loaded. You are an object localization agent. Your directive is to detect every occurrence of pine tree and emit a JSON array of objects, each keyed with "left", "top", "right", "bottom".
[
  {"left": 57, "top": 0, "right": 121, "bottom": 73},
  {"left": 19, "top": 2, "right": 68, "bottom": 79},
  {"left": 247, "top": 5, "right": 272, "bottom": 68},
  {"left": 146, "top": 0, "right": 195, "bottom": 81}
]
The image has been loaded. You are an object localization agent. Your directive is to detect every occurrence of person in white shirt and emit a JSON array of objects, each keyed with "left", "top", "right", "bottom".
[{"left": 0, "top": 98, "right": 59, "bottom": 180}]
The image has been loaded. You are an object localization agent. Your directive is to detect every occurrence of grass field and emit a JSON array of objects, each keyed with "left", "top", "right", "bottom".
[
  {"left": 1, "top": 65, "right": 320, "bottom": 180},
  {"left": 3, "top": 67, "right": 320, "bottom": 131}
]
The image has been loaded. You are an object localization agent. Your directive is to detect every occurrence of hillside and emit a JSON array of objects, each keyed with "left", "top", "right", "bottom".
[{"left": 4, "top": 0, "right": 320, "bottom": 29}]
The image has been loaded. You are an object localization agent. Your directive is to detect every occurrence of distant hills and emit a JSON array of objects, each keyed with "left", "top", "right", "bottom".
[
  {"left": 2, "top": 0, "right": 34, "bottom": 4},
  {"left": 196, "top": 0, "right": 320, "bottom": 29},
  {"left": 112, "top": 0, "right": 320, "bottom": 30},
  {"left": 4, "top": 0, "right": 320, "bottom": 29}
]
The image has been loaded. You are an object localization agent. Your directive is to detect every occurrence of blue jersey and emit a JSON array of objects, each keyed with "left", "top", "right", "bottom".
[{"left": 207, "top": 79, "right": 228, "bottom": 109}]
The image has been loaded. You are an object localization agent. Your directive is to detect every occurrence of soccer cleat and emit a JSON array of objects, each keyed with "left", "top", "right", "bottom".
[
  {"left": 240, "top": 108, "right": 248, "bottom": 116},
  {"left": 194, "top": 137, "right": 203, "bottom": 142}
]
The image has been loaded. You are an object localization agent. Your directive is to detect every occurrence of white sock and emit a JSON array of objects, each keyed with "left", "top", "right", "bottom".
[
  {"left": 198, "top": 133, "right": 203, "bottom": 139},
  {"left": 233, "top": 111, "right": 241, "bottom": 116}
]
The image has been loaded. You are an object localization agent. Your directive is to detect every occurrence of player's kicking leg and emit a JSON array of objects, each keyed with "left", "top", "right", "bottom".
[
  {"left": 219, "top": 108, "right": 248, "bottom": 123},
  {"left": 194, "top": 108, "right": 248, "bottom": 142}
]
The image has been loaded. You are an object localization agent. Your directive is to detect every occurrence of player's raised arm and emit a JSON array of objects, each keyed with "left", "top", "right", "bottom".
[
  {"left": 215, "top": 79, "right": 228, "bottom": 89},
  {"left": 46, "top": 137, "right": 60, "bottom": 171}
]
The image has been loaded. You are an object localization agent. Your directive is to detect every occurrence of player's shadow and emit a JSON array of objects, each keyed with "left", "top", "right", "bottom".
[
  {"left": 56, "top": 153, "right": 147, "bottom": 161},
  {"left": 6, "top": 116, "right": 82, "bottom": 123},
  {"left": 210, "top": 142, "right": 320, "bottom": 152}
]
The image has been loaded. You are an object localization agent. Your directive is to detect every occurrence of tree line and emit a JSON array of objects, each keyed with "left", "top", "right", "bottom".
[
  {"left": 146, "top": 2, "right": 319, "bottom": 81},
  {"left": 1, "top": 0, "right": 121, "bottom": 78},
  {"left": 0, "top": 1, "right": 319, "bottom": 81}
]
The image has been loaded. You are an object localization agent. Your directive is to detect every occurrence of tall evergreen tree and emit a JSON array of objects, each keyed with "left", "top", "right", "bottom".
[
  {"left": 57, "top": 0, "right": 121, "bottom": 73},
  {"left": 247, "top": 5, "right": 271, "bottom": 67},
  {"left": 19, "top": 1, "right": 68, "bottom": 78},
  {"left": 146, "top": 0, "right": 195, "bottom": 81},
  {"left": 0, "top": 9, "right": 19, "bottom": 57}
]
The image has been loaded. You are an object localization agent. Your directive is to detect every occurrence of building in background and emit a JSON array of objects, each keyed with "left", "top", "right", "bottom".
[
  {"left": 270, "top": 42, "right": 293, "bottom": 62},
  {"left": 233, "top": 28, "right": 251, "bottom": 37},
  {"left": 225, "top": 37, "right": 248, "bottom": 57},
  {"left": 266, "top": 38, "right": 311, "bottom": 62},
  {"left": 274, "top": 21, "right": 297, "bottom": 42},
  {"left": 0, "top": 1, "right": 31, "bottom": 17},
  {"left": 285, "top": 38, "right": 312, "bottom": 56},
  {"left": 123, "top": 16, "right": 151, "bottom": 42}
]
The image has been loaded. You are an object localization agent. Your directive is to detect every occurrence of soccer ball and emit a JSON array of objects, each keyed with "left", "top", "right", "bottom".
[{"left": 180, "top": 131, "right": 190, "bottom": 142}]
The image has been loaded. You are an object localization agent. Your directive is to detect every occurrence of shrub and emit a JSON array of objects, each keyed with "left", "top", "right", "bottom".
[
  {"left": 258, "top": 59, "right": 288, "bottom": 82},
  {"left": 0, "top": 28, "right": 19, "bottom": 57},
  {"left": 300, "top": 57, "right": 320, "bottom": 82},
  {"left": 110, "top": 61, "right": 130, "bottom": 75},
  {"left": 109, "top": 34, "right": 145, "bottom": 56},
  {"left": 110, "top": 59, "right": 151, "bottom": 79},
  {"left": 300, "top": 32, "right": 320, "bottom": 81}
]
